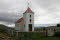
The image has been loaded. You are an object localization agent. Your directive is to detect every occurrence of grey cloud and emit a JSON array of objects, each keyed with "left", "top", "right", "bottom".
[
  {"left": 0, "top": 0, "right": 60, "bottom": 27},
  {"left": 32, "top": 0, "right": 60, "bottom": 24},
  {"left": 0, "top": 17, "right": 17, "bottom": 23},
  {"left": 0, "top": 0, "right": 27, "bottom": 27}
]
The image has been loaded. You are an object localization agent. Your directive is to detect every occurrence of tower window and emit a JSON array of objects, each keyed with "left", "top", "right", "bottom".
[
  {"left": 30, "top": 15, "right": 31, "bottom": 18},
  {"left": 30, "top": 19, "right": 31, "bottom": 23}
]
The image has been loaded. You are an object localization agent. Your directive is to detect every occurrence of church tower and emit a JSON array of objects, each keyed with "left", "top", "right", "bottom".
[
  {"left": 23, "top": 3, "right": 34, "bottom": 32},
  {"left": 15, "top": 2, "right": 34, "bottom": 32}
]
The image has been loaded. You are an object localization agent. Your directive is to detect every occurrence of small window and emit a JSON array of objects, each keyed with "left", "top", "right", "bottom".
[
  {"left": 30, "top": 19, "right": 31, "bottom": 23},
  {"left": 24, "top": 25, "right": 25, "bottom": 27},
  {"left": 30, "top": 15, "right": 31, "bottom": 18}
]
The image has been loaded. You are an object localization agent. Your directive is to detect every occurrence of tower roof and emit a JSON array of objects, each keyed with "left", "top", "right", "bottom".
[
  {"left": 16, "top": 17, "right": 23, "bottom": 23},
  {"left": 25, "top": 7, "right": 33, "bottom": 13},
  {"left": 24, "top": 2, "right": 33, "bottom": 13}
]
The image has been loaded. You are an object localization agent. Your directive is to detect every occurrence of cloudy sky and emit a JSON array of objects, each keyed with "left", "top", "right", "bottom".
[{"left": 0, "top": 0, "right": 60, "bottom": 27}]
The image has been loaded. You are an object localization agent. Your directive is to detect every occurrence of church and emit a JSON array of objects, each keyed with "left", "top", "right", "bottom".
[{"left": 15, "top": 3, "right": 34, "bottom": 32}]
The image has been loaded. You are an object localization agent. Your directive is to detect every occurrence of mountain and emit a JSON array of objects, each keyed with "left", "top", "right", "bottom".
[{"left": 35, "top": 24, "right": 56, "bottom": 27}]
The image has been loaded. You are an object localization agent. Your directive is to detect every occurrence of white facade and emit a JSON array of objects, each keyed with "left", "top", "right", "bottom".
[
  {"left": 23, "top": 12, "right": 34, "bottom": 32},
  {"left": 15, "top": 20, "right": 24, "bottom": 32},
  {"left": 15, "top": 7, "right": 34, "bottom": 32}
]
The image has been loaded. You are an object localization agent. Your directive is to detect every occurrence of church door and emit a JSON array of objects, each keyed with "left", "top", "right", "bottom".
[{"left": 29, "top": 24, "right": 32, "bottom": 31}]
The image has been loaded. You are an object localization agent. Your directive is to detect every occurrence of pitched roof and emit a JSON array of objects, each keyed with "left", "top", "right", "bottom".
[
  {"left": 16, "top": 7, "right": 33, "bottom": 23},
  {"left": 25, "top": 7, "right": 33, "bottom": 13},
  {"left": 16, "top": 17, "right": 23, "bottom": 23}
]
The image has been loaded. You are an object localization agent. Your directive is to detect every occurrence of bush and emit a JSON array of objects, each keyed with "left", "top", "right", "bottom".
[{"left": 55, "top": 32, "right": 60, "bottom": 37}]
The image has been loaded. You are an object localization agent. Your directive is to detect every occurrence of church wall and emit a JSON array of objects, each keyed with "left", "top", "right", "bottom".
[
  {"left": 23, "top": 13, "right": 28, "bottom": 32},
  {"left": 15, "top": 20, "right": 24, "bottom": 32},
  {"left": 15, "top": 23, "right": 20, "bottom": 31},
  {"left": 26, "top": 12, "right": 34, "bottom": 31},
  {"left": 23, "top": 12, "right": 34, "bottom": 32}
]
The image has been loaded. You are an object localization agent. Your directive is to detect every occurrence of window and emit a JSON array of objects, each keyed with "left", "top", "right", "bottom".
[
  {"left": 29, "top": 24, "right": 32, "bottom": 31},
  {"left": 30, "top": 19, "right": 31, "bottom": 23},
  {"left": 24, "top": 25, "right": 25, "bottom": 27},
  {"left": 30, "top": 15, "right": 31, "bottom": 18}
]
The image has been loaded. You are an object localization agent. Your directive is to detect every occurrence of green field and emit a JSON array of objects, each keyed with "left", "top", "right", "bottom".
[{"left": 13, "top": 32, "right": 60, "bottom": 40}]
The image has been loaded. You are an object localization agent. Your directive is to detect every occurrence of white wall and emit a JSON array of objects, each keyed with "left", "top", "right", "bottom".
[
  {"left": 15, "top": 12, "right": 34, "bottom": 32},
  {"left": 23, "top": 12, "right": 34, "bottom": 32},
  {"left": 15, "top": 20, "right": 24, "bottom": 32}
]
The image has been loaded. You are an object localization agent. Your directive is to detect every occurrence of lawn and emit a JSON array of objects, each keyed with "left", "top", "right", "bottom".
[{"left": 13, "top": 32, "right": 60, "bottom": 40}]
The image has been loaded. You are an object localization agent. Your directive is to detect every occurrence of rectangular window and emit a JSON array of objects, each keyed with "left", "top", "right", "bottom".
[
  {"left": 30, "top": 15, "right": 31, "bottom": 18},
  {"left": 30, "top": 19, "right": 31, "bottom": 23}
]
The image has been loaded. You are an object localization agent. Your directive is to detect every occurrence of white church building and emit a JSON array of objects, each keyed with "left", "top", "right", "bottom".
[{"left": 15, "top": 4, "right": 34, "bottom": 32}]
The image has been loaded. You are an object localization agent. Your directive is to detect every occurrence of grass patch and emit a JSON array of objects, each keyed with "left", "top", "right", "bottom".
[{"left": 13, "top": 32, "right": 60, "bottom": 40}]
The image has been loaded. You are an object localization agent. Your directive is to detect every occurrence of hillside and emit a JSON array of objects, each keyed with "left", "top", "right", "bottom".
[
  {"left": 0, "top": 24, "right": 14, "bottom": 40},
  {"left": 0, "top": 24, "right": 8, "bottom": 33}
]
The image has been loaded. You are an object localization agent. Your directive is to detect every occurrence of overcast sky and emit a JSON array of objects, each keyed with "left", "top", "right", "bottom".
[{"left": 0, "top": 0, "right": 60, "bottom": 27}]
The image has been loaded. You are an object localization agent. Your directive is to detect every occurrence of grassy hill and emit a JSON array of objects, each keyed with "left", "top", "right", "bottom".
[
  {"left": 34, "top": 27, "right": 46, "bottom": 31},
  {"left": 0, "top": 24, "right": 8, "bottom": 33},
  {"left": 0, "top": 24, "right": 14, "bottom": 40}
]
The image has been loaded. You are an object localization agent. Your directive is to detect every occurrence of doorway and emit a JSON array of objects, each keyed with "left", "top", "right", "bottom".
[{"left": 29, "top": 24, "right": 32, "bottom": 31}]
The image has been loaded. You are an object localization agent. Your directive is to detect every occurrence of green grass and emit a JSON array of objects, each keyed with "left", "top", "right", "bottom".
[{"left": 13, "top": 32, "right": 60, "bottom": 40}]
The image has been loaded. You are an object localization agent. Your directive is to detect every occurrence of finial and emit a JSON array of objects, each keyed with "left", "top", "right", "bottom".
[
  {"left": 28, "top": 1, "right": 29, "bottom": 8},
  {"left": 28, "top": 2, "right": 29, "bottom": 6},
  {"left": 27, "top": 0, "right": 30, "bottom": 8}
]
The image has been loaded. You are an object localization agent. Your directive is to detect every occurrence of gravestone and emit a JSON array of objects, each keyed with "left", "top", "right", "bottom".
[{"left": 47, "top": 29, "right": 55, "bottom": 36}]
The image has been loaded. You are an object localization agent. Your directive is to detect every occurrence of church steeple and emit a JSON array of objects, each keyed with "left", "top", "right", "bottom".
[
  {"left": 28, "top": 2, "right": 29, "bottom": 7},
  {"left": 25, "top": 2, "right": 33, "bottom": 13}
]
